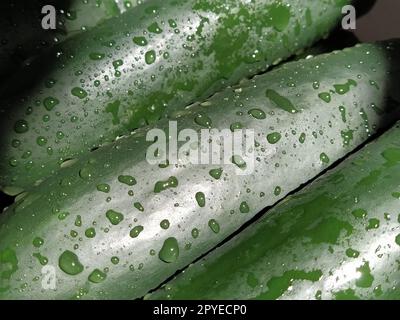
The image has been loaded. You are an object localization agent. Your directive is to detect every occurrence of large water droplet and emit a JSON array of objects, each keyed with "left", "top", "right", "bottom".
[
  {"left": 159, "top": 237, "right": 179, "bottom": 263},
  {"left": 118, "top": 175, "right": 136, "bottom": 186},
  {"left": 154, "top": 176, "right": 178, "bottom": 193},
  {"left": 248, "top": 108, "right": 266, "bottom": 119},
  {"left": 208, "top": 219, "right": 220, "bottom": 233},
  {"left": 106, "top": 209, "right": 124, "bottom": 225},
  {"left": 71, "top": 87, "right": 88, "bottom": 99},
  {"left": 145, "top": 50, "right": 156, "bottom": 64},
  {"left": 88, "top": 269, "right": 107, "bottom": 283},
  {"left": 209, "top": 168, "right": 223, "bottom": 180},
  {"left": 58, "top": 250, "right": 84, "bottom": 275},
  {"left": 195, "top": 192, "right": 206, "bottom": 207},
  {"left": 14, "top": 120, "right": 29, "bottom": 134},
  {"left": 130, "top": 225, "right": 144, "bottom": 238}
]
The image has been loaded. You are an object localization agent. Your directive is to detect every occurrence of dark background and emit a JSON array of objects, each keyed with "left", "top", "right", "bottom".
[{"left": 354, "top": 0, "right": 400, "bottom": 41}]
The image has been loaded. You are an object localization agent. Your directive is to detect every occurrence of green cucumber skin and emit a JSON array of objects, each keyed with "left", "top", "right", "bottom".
[
  {"left": 0, "top": 0, "right": 132, "bottom": 81},
  {"left": 0, "top": 41, "right": 399, "bottom": 299},
  {"left": 149, "top": 122, "right": 400, "bottom": 300},
  {"left": 0, "top": 0, "right": 350, "bottom": 193}
]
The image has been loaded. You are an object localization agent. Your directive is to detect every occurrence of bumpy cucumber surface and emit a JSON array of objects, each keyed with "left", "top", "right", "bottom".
[
  {"left": 0, "top": 0, "right": 350, "bottom": 193},
  {"left": 149, "top": 122, "right": 400, "bottom": 300},
  {"left": 0, "top": 41, "right": 399, "bottom": 299},
  {"left": 0, "top": 0, "right": 136, "bottom": 81}
]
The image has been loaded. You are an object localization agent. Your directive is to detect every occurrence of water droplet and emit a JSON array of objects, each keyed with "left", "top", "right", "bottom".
[
  {"left": 168, "top": 19, "right": 177, "bottom": 28},
  {"left": 195, "top": 192, "right": 206, "bottom": 207},
  {"left": 134, "top": 202, "right": 144, "bottom": 212},
  {"left": 266, "top": 89, "right": 298, "bottom": 113},
  {"left": 45, "top": 78, "right": 56, "bottom": 88},
  {"left": 299, "top": 133, "right": 306, "bottom": 144},
  {"left": 106, "top": 209, "right": 124, "bottom": 225},
  {"left": 36, "top": 136, "right": 48, "bottom": 146},
  {"left": 341, "top": 130, "right": 354, "bottom": 146},
  {"left": 320, "top": 153, "right": 330, "bottom": 164},
  {"left": 208, "top": 219, "right": 220, "bottom": 234},
  {"left": 339, "top": 106, "right": 347, "bottom": 123},
  {"left": 334, "top": 79, "right": 357, "bottom": 95},
  {"left": 395, "top": 234, "right": 400, "bottom": 246},
  {"left": 230, "top": 122, "right": 243, "bottom": 132},
  {"left": 352, "top": 208, "right": 367, "bottom": 219},
  {"left": 239, "top": 201, "right": 249, "bottom": 213},
  {"left": 9, "top": 158, "right": 18, "bottom": 167},
  {"left": 191, "top": 228, "right": 199, "bottom": 239},
  {"left": 111, "top": 256, "right": 119, "bottom": 265},
  {"left": 89, "top": 52, "right": 105, "bottom": 60},
  {"left": 33, "top": 253, "right": 48, "bottom": 266},
  {"left": 75, "top": 215, "right": 82, "bottom": 227},
  {"left": 133, "top": 36, "right": 148, "bottom": 46},
  {"left": 345, "top": 248, "right": 360, "bottom": 258},
  {"left": 194, "top": 112, "right": 212, "bottom": 128},
  {"left": 79, "top": 165, "right": 95, "bottom": 180},
  {"left": 14, "top": 120, "right": 29, "bottom": 134},
  {"left": 148, "top": 22, "right": 163, "bottom": 34},
  {"left": 369, "top": 80, "right": 379, "bottom": 90},
  {"left": 159, "top": 237, "right": 179, "bottom": 263},
  {"left": 11, "top": 139, "right": 21, "bottom": 148},
  {"left": 85, "top": 227, "right": 96, "bottom": 238},
  {"left": 154, "top": 176, "right": 178, "bottom": 193},
  {"left": 355, "top": 262, "right": 374, "bottom": 288},
  {"left": 112, "top": 59, "right": 123, "bottom": 69},
  {"left": 145, "top": 50, "right": 156, "bottom": 64},
  {"left": 130, "top": 225, "right": 144, "bottom": 238},
  {"left": 160, "top": 219, "right": 170, "bottom": 229},
  {"left": 118, "top": 175, "right": 136, "bottom": 186},
  {"left": 312, "top": 81, "right": 320, "bottom": 90},
  {"left": 267, "top": 132, "right": 281, "bottom": 144},
  {"left": 59, "top": 250, "right": 84, "bottom": 275},
  {"left": 32, "top": 237, "right": 44, "bottom": 248},
  {"left": 88, "top": 269, "right": 107, "bottom": 283},
  {"left": 71, "top": 87, "right": 88, "bottom": 99},
  {"left": 366, "top": 218, "right": 380, "bottom": 230},
  {"left": 318, "top": 92, "right": 331, "bottom": 103},
  {"left": 248, "top": 108, "right": 266, "bottom": 119},
  {"left": 58, "top": 211, "right": 70, "bottom": 220},
  {"left": 209, "top": 168, "right": 223, "bottom": 180},
  {"left": 231, "top": 155, "right": 246, "bottom": 168},
  {"left": 274, "top": 186, "right": 282, "bottom": 196},
  {"left": 43, "top": 96, "right": 59, "bottom": 111},
  {"left": 96, "top": 183, "right": 110, "bottom": 193}
]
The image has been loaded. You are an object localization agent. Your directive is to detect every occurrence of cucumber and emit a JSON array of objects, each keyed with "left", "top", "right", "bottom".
[
  {"left": 148, "top": 122, "right": 400, "bottom": 300},
  {"left": 0, "top": 0, "right": 351, "bottom": 193},
  {"left": 0, "top": 41, "right": 399, "bottom": 299},
  {"left": 0, "top": 0, "right": 137, "bottom": 81}
]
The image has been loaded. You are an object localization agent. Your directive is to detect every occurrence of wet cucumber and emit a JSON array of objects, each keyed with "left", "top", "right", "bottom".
[
  {"left": 0, "top": 41, "right": 399, "bottom": 299},
  {"left": 0, "top": 0, "right": 139, "bottom": 81},
  {"left": 0, "top": 0, "right": 350, "bottom": 193},
  {"left": 148, "top": 122, "right": 400, "bottom": 300}
]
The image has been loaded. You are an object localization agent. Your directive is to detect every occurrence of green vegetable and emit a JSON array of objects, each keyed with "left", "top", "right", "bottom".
[
  {"left": 0, "top": 0, "right": 351, "bottom": 193},
  {"left": 0, "top": 40, "right": 399, "bottom": 299},
  {"left": 148, "top": 122, "right": 400, "bottom": 300},
  {"left": 0, "top": 0, "right": 140, "bottom": 81}
]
